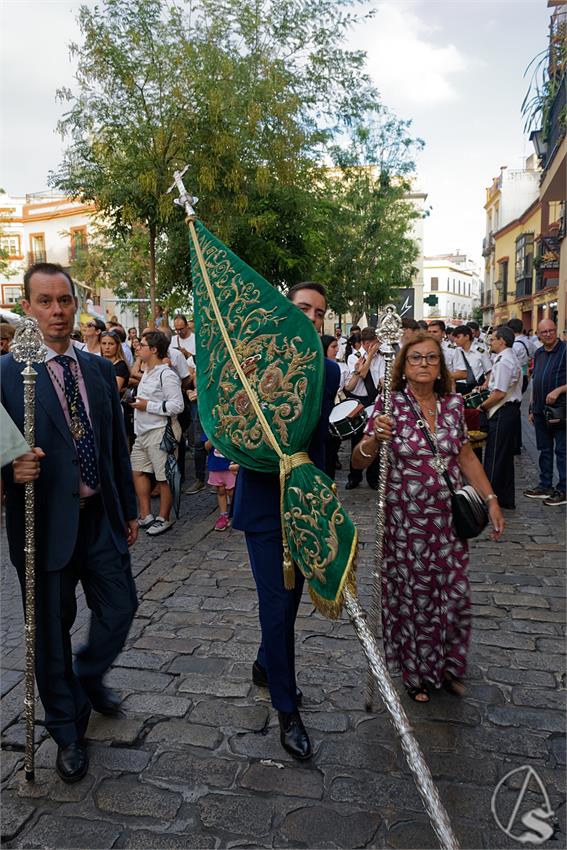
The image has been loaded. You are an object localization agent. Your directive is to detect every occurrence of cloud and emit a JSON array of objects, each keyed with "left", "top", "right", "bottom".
[{"left": 349, "top": 1, "right": 468, "bottom": 109}]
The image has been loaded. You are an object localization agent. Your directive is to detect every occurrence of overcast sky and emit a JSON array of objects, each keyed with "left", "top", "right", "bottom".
[{"left": 0, "top": 0, "right": 550, "bottom": 267}]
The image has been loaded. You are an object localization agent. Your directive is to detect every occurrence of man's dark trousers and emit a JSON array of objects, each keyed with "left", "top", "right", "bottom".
[
  {"left": 483, "top": 402, "right": 520, "bottom": 509},
  {"left": 534, "top": 413, "right": 566, "bottom": 493}
]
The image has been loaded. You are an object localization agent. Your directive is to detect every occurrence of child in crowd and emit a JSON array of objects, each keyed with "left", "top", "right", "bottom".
[{"left": 203, "top": 435, "right": 238, "bottom": 531}]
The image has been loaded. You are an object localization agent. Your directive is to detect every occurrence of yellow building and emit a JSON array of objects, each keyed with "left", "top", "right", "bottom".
[{"left": 493, "top": 200, "right": 541, "bottom": 330}]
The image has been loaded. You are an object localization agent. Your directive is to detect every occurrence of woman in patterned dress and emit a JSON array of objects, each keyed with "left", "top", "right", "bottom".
[{"left": 353, "top": 333, "right": 504, "bottom": 702}]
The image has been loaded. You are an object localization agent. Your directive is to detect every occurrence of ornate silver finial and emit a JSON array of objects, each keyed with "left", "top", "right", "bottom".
[
  {"left": 376, "top": 303, "right": 402, "bottom": 350},
  {"left": 11, "top": 317, "right": 47, "bottom": 365},
  {"left": 167, "top": 166, "right": 199, "bottom": 219}
]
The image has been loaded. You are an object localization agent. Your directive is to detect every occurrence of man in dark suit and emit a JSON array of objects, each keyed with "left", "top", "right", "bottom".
[
  {"left": 1, "top": 263, "right": 138, "bottom": 783},
  {"left": 232, "top": 282, "right": 340, "bottom": 761}
]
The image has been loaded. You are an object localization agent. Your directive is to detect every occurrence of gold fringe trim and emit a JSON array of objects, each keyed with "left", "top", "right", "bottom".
[
  {"left": 279, "top": 452, "right": 313, "bottom": 590},
  {"left": 308, "top": 528, "right": 358, "bottom": 619}
]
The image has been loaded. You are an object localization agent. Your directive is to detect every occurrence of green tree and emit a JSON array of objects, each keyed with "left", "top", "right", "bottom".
[
  {"left": 325, "top": 113, "right": 425, "bottom": 317},
  {"left": 50, "top": 0, "right": 382, "bottom": 303}
]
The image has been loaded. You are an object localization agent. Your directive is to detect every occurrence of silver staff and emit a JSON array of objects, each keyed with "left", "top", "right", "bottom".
[
  {"left": 344, "top": 588, "right": 459, "bottom": 849},
  {"left": 366, "top": 304, "right": 401, "bottom": 712},
  {"left": 11, "top": 317, "right": 47, "bottom": 782}
]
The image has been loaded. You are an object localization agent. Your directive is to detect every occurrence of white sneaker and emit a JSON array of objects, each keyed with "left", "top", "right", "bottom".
[
  {"left": 146, "top": 516, "right": 174, "bottom": 536},
  {"left": 137, "top": 514, "right": 155, "bottom": 529}
]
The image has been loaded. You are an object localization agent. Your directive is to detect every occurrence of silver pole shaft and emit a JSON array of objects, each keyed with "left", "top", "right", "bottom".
[
  {"left": 22, "top": 364, "right": 38, "bottom": 782},
  {"left": 344, "top": 588, "right": 460, "bottom": 850},
  {"left": 365, "top": 347, "right": 395, "bottom": 711}
]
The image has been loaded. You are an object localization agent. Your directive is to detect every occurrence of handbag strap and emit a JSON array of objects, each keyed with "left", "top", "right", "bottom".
[{"left": 403, "top": 390, "right": 455, "bottom": 495}]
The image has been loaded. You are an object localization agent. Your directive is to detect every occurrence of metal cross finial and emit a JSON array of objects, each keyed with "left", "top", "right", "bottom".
[{"left": 167, "top": 166, "right": 199, "bottom": 219}]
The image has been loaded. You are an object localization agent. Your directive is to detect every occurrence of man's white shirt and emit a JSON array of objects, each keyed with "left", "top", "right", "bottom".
[
  {"left": 171, "top": 332, "right": 196, "bottom": 357},
  {"left": 134, "top": 364, "right": 184, "bottom": 435},
  {"left": 454, "top": 345, "right": 492, "bottom": 382},
  {"left": 488, "top": 348, "right": 522, "bottom": 402},
  {"left": 346, "top": 347, "right": 385, "bottom": 397}
]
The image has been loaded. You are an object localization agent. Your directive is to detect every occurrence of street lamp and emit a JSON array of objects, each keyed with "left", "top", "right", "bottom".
[{"left": 529, "top": 129, "right": 548, "bottom": 162}]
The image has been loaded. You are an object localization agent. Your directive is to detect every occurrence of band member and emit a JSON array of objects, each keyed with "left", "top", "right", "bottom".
[
  {"left": 232, "top": 282, "right": 339, "bottom": 761},
  {"left": 450, "top": 325, "right": 491, "bottom": 394},
  {"left": 1, "top": 263, "right": 138, "bottom": 784},
  {"left": 479, "top": 326, "right": 522, "bottom": 509},
  {"left": 428, "top": 320, "right": 457, "bottom": 372},
  {"left": 344, "top": 327, "right": 384, "bottom": 489}
]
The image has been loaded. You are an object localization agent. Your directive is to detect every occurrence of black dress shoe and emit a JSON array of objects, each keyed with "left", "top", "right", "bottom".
[
  {"left": 56, "top": 741, "right": 89, "bottom": 783},
  {"left": 85, "top": 685, "right": 122, "bottom": 716},
  {"left": 252, "top": 661, "right": 303, "bottom": 705},
  {"left": 278, "top": 711, "right": 312, "bottom": 760},
  {"left": 345, "top": 480, "right": 359, "bottom": 490}
]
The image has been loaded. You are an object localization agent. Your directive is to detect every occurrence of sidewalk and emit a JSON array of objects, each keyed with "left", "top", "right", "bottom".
[{"left": 1, "top": 434, "right": 565, "bottom": 849}]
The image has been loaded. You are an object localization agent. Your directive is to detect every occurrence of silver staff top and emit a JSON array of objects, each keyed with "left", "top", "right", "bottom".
[
  {"left": 167, "top": 165, "right": 199, "bottom": 219},
  {"left": 11, "top": 317, "right": 47, "bottom": 365},
  {"left": 376, "top": 304, "right": 402, "bottom": 351}
]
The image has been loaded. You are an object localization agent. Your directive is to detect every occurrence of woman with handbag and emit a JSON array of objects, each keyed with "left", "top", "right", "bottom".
[{"left": 352, "top": 332, "right": 504, "bottom": 703}]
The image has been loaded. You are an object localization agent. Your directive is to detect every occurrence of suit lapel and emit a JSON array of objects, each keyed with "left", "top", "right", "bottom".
[
  {"left": 35, "top": 364, "right": 75, "bottom": 447},
  {"left": 76, "top": 350, "right": 104, "bottom": 453}
]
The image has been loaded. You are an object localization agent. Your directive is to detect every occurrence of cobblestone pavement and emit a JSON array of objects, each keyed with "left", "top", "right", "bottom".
[{"left": 1, "top": 424, "right": 565, "bottom": 849}]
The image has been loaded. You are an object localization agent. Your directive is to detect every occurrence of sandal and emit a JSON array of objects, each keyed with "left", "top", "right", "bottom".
[
  {"left": 443, "top": 673, "right": 466, "bottom": 697},
  {"left": 406, "top": 684, "right": 430, "bottom": 703}
]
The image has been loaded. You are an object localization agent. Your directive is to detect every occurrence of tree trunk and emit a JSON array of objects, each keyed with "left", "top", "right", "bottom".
[{"left": 149, "top": 221, "right": 157, "bottom": 329}]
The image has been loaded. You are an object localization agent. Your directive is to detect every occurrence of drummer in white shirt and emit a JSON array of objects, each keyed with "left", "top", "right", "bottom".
[
  {"left": 343, "top": 328, "right": 384, "bottom": 490},
  {"left": 451, "top": 325, "right": 492, "bottom": 395},
  {"left": 427, "top": 320, "right": 457, "bottom": 372},
  {"left": 478, "top": 326, "right": 522, "bottom": 509}
]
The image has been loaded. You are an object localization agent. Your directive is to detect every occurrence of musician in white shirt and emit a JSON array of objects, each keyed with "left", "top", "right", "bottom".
[
  {"left": 343, "top": 328, "right": 384, "bottom": 489},
  {"left": 451, "top": 325, "right": 491, "bottom": 393},
  {"left": 479, "top": 326, "right": 522, "bottom": 509},
  {"left": 427, "top": 320, "right": 457, "bottom": 372}
]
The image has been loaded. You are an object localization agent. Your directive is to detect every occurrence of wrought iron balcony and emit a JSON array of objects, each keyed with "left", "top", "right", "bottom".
[
  {"left": 515, "top": 276, "right": 533, "bottom": 298},
  {"left": 482, "top": 234, "right": 495, "bottom": 257}
]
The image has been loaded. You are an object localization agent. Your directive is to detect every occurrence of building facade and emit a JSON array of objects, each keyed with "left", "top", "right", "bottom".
[
  {"left": 422, "top": 252, "right": 481, "bottom": 325},
  {"left": 481, "top": 159, "right": 541, "bottom": 327}
]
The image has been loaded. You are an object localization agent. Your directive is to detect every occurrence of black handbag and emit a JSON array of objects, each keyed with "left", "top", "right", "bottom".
[
  {"left": 543, "top": 401, "right": 566, "bottom": 427},
  {"left": 404, "top": 391, "right": 489, "bottom": 539}
]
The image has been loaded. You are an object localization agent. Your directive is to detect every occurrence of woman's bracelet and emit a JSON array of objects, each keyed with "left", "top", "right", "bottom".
[
  {"left": 485, "top": 493, "right": 498, "bottom": 503},
  {"left": 359, "top": 442, "right": 377, "bottom": 459}
]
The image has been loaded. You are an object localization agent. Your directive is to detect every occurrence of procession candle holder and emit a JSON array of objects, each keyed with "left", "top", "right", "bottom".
[
  {"left": 365, "top": 304, "right": 401, "bottom": 712},
  {"left": 11, "top": 317, "right": 47, "bottom": 782}
]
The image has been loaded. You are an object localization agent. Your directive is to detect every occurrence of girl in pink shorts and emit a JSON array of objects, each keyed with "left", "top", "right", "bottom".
[{"left": 204, "top": 436, "right": 238, "bottom": 531}]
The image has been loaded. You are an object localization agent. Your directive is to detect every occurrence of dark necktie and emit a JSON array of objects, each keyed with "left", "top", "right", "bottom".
[{"left": 53, "top": 355, "right": 99, "bottom": 489}]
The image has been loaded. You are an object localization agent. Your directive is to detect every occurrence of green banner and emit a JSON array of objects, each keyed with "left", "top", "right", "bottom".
[{"left": 190, "top": 220, "right": 356, "bottom": 617}]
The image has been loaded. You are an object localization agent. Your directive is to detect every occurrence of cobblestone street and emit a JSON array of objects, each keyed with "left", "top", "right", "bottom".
[{"left": 1, "top": 423, "right": 565, "bottom": 849}]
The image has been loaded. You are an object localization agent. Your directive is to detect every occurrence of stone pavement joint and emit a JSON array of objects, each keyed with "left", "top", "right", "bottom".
[{"left": 1, "top": 436, "right": 565, "bottom": 848}]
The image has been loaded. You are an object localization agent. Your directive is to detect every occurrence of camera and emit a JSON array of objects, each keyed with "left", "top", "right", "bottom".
[{"left": 122, "top": 387, "right": 136, "bottom": 405}]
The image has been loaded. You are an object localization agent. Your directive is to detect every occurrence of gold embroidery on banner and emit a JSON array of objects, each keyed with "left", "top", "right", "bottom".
[
  {"left": 194, "top": 233, "right": 319, "bottom": 450},
  {"left": 284, "top": 475, "right": 343, "bottom": 585}
]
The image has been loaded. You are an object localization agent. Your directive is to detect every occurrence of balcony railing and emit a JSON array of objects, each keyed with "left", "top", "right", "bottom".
[
  {"left": 515, "top": 277, "right": 533, "bottom": 298},
  {"left": 27, "top": 250, "right": 47, "bottom": 265},
  {"left": 68, "top": 245, "right": 88, "bottom": 264}
]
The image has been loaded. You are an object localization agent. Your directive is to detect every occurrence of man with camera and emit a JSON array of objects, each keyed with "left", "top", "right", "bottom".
[{"left": 524, "top": 319, "right": 566, "bottom": 507}]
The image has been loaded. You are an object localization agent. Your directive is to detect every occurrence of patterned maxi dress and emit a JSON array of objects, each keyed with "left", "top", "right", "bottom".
[{"left": 367, "top": 390, "right": 471, "bottom": 690}]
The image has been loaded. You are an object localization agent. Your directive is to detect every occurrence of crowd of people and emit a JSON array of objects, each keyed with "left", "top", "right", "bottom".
[{"left": 0, "top": 261, "right": 564, "bottom": 782}]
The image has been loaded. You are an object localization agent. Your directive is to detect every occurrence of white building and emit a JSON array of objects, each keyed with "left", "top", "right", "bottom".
[
  {"left": 423, "top": 252, "right": 481, "bottom": 325},
  {"left": 0, "top": 191, "right": 139, "bottom": 328}
]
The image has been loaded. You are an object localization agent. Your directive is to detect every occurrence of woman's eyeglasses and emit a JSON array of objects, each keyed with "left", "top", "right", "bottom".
[{"left": 406, "top": 352, "right": 440, "bottom": 366}]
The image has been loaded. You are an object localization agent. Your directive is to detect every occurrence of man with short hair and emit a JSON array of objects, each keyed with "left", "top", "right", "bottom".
[
  {"left": 130, "top": 330, "right": 184, "bottom": 535},
  {"left": 1, "top": 262, "right": 138, "bottom": 783},
  {"left": 524, "top": 319, "right": 566, "bottom": 506},
  {"left": 428, "top": 320, "right": 456, "bottom": 370},
  {"left": 171, "top": 313, "right": 196, "bottom": 358},
  {"left": 232, "top": 281, "right": 339, "bottom": 762},
  {"left": 401, "top": 317, "right": 420, "bottom": 345},
  {"left": 451, "top": 324, "right": 491, "bottom": 394},
  {"left": 479, "top": 326, "right": 522, "bottom": 509},
  {"left": 344, "top": 327, "right": 384, "bottom": 489},
  {"left": 466, "top": 320, "right": 487, "bottom": 353},
  {"left": 334, "top": 325, "right": 347, "bottom": 361}
]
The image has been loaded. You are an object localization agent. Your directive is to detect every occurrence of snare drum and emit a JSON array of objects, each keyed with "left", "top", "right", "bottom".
[
  {"left": 464, "top": 389, "right": 489, "bottom": 409},
  {"left": 329, "top": 400, "right": 367, "bottom": 440}
]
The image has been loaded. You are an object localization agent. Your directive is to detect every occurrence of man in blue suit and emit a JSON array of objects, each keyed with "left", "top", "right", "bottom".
[
  {"left": 1, "top": 263, "right": 138, "bottom": 783},
  {"left": 232, "top": 282, "right": 340, "bottom": 760}
]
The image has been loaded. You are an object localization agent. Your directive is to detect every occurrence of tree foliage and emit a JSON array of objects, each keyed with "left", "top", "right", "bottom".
[{"left": 51, "top": 0, "right": 423, "bottom": 319}]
